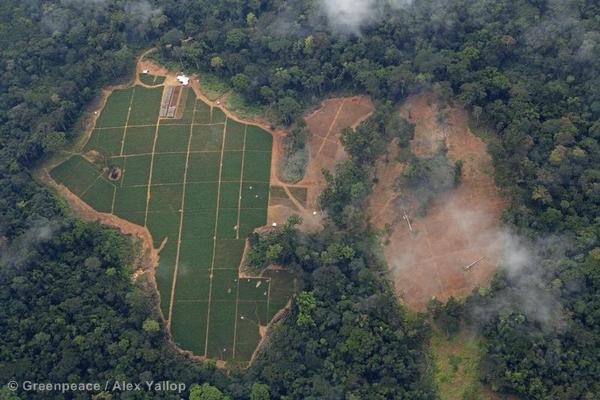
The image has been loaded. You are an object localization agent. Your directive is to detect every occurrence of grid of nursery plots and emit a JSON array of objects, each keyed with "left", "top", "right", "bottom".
[{"left": 51, "top": 84, "right": 294, "bottom": 362}]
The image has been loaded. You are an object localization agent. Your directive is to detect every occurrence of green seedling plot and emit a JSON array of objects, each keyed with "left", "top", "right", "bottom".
[
  {"left": 156, "top": 125, "right": 190, "bottom": 153},
  {"left": 174, "top": 267, "right": 211, "bottom": 301},
  {"left": 190, "top": 124, "right": 223, "bottom": 152},
  {"left": 81, "top": 178, "right": 115, "bottom": 213},
  {"left": 171, "top": 301, "right": 208, "bottom": 354},
  {"left": 155, "top": 240, "right": 177, "bottom": 316},
  {"left": 51, "top": 155, "right": 104, "bottom": 196},
  {"left": 220, "top": 151, "right": 244, "bottom": 182},
  {"left": 214, "top": 240, "right": 245, "bottom": 268},
  {"left": 128, "top": 86, "right": 163, "bottom": 125},
  {"left": 211, "top": 107, "right": 227, "bottom": 124},
  {"left": 195, "top": 100, "right": 211, "bottom": 124},
  {"left": 151, "top": 153, "right": 187, "bottom": 184},
  {"left": 224, "top": 120, "right": 246, "bottom": 150},
  {"left": 123, "top": 126, "right": 157, "bottom": 155},
  {"left": 206, "top": 300, "right": 237, "bottom": 360},
  {"left": 51, "top": 83, "right": 296, "bottom": 363},
  {"left": 241, "top": 182, "right": 270, "bottom": 209},
  {"left": 182, "top": 211, "right": 216, "bottom": 240},
  {"left": 263, "top": 269, "right": 297, "bottom": 319},
  {"left": 139, "top": 73, "right": 166, "bottom": 86},
  {"left": 245, "top": 125, "right": 273, "bottom": 152},
  {"left": 148, "top": 184, "right": 183, "bottom": 212},
  {"left": 184, "top": 183, "right": 218, "bottom": 210},
  {"left": 121, "top": 155, "right": 152, "bottom": 186},
  {"left": 179, "top": 238, "right": 213, "bottom": 268},
  {"left": 95, "top": 88, "right": 133, "bottom": 128},
  {"left": 84, "top": 127, "right": 125, "bottom": 157},
  {"left": 114, "top": 185, "right": 148, "bottom": 214},
  {"left": 186, "top": 152, "right": 221, "bottom": 182}
]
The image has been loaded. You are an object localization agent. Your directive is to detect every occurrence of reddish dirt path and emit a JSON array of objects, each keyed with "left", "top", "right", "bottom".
[
  {"left": 267, "top": 96, "right": 374, "bottom": 231},
  {"left": 369, "top": 93, "right": 508, "bottom": 310}
]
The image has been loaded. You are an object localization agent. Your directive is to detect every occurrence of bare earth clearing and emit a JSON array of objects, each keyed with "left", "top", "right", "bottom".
[
  {"left": 369, "top": 93, "right": 507, "bottom": 310},
  {"left": 268, "top": 96, "right": 374, "bottom": 231}
]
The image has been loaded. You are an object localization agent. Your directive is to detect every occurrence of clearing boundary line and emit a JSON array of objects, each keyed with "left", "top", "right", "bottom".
[
  {"left": 143, "top": 92, "right": 165, "bottom": 227},
  {"left": 80, "top": 174, "right": 105, "bottom": 199},
  {"left": 231, "top": 124, "right": 248, "bottom": 358},
  {"left": 235, "top": 125, "right": 248, "bottom": 240},
  {"left": 111, "top": 88, "right": 137, "bottom": 212},
  {"left": 110, "top": 181, "right": 118, "bottom": 214},
  {"left": 96, "top": 123, "right": 192, "bottom": 129},
  {"left": 166, "top": 100, "right": 197, "bottom": 327},
  {"left": 203, "top": 112, "right": 229, "bottom": 357},
  {"left": 108, "top": 150, "right": 236, "bottom": 158},
  {"left": 316, "top": 98, "right": 345, "bottom": 156},
  {"left": 119, "top": 86, "right": 137, "bottom": 156},
  {"left": 231, "top": 267, "right": 242, "bottom": 359}
]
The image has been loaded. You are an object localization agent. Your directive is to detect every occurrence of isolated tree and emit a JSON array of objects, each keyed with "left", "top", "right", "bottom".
[
  {"left": 277, "top": 97, "right": 301, "bottom": 125},
  {"left": 160, "top": 28, "right": 184, "bottom": 47},
  {"left": 231, "top": 73, "right": 250, "bottom": 93}
]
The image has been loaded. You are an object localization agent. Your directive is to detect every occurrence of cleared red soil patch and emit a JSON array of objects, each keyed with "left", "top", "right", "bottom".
[
  {"left": 302, "top": 96, "right": 374, "bottom": 207},
  {"left": 268, "top": 96, "right": 374, "bottom": 231},
  {"left": 370, "top": 93, "right": 507, "bottom": 310}
]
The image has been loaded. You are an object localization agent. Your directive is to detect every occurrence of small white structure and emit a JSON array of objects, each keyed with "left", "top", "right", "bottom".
[
  {"left": 176, "top": 74, "right": 190, "bottom": 86},
  {"left": 272, "top": 223, "right": 277, "bottom": 227},
  {"left": 313, "top": 211, "right": 317, "bottom": 215},
  {"left": 142, "top": 69, "right": 149, "bottom": 74}
]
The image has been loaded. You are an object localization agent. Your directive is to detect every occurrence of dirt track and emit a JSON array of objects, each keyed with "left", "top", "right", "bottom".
[
  {"left": 267, "top": 96, "right": 374, "bottom": 231},
  {"left": 369, "top": 93, "right": 507, "bottom": 310}
]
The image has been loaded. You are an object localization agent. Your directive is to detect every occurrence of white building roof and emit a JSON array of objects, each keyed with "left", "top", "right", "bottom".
[{"left": 176, "top": 75, "right": 190, "bottom": 86}]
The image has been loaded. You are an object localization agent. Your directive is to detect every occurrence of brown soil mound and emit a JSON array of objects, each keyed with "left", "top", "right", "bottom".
[
  {"left": 369, "top": 93, "right": 507, "bottom": 310},
  {"left": 268, "top": 96, "right": 374, "bottom": 231}
]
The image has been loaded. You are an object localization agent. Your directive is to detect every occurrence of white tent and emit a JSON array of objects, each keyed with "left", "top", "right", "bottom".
[{"left": 176, "top": 74, "right": 190, "bottom": 86}]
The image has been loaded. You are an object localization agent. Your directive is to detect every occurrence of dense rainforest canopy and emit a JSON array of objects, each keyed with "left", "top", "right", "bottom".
[{"left": 1, "top": 0, "right": 600, "bottom": 399}]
